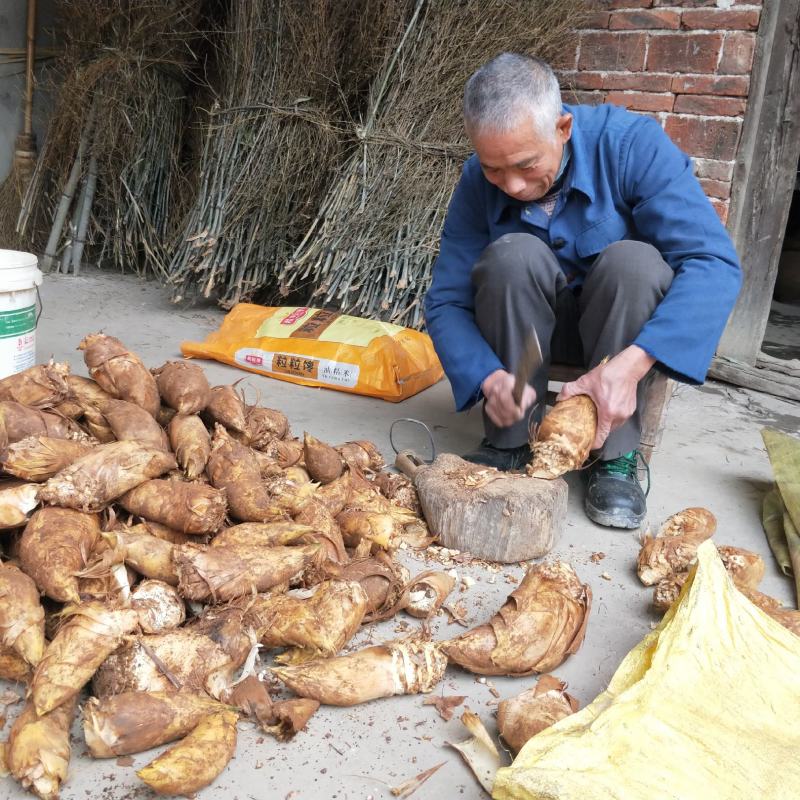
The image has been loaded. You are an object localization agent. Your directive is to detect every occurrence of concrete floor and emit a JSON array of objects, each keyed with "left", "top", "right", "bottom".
[{"left": 2, "top": 269, "right": 799, "bottom": 800}]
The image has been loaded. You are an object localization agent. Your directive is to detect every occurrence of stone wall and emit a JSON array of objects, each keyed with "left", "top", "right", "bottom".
[{"left": 558, "top": 0, "right": 762, "bottom": 223}]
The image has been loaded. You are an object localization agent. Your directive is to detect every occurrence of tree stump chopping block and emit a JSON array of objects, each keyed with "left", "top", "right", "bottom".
[{"left": 397, "top": 452, "right": 567, "bottom": 563}]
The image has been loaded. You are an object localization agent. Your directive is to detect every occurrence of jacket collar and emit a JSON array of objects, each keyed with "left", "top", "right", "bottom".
[{"left": 489, "top": 104, "right": 595, "bottom": 224}]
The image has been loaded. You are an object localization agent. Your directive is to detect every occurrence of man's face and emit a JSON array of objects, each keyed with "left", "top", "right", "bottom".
[{"left": 470, "top": 113, "right": 573, "bottom": 203}]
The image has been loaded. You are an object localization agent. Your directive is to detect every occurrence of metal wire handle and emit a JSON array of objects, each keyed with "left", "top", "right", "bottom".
[{"left": 389, "top": 417, "right": 437, "bottom": 463}]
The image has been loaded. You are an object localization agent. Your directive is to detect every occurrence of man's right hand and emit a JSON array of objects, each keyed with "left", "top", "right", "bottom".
[{"left": 481, "top": 369, "right": 537, "bottom": 428}]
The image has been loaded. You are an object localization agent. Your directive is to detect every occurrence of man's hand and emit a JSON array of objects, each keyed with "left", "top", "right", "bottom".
[
  {"left": 482, "top": 369, "right": 537, "bottom": 428},
  {"left": 557, "top": 345, "right": 656, "bottom": 450}
]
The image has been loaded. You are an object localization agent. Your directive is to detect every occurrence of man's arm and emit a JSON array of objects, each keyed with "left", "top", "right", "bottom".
[
  {"left": 561, "top": 117, "right": 742, "bottom": 448},
  {"left": 424, "top": 159, "right": 506, "bottom": 411}
]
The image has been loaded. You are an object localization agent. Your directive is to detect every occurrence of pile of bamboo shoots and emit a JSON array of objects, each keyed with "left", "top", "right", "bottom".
[
  {"left": 638, "top": 507, "right": 800, "bottom": 635},
  {"left": 0, "top": 335, "right": 592, "bottom": 798}
]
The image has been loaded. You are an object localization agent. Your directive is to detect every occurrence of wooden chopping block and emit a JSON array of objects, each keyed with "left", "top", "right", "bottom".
[{"left": 396, "top": 451, "right": 567, "bottom": 563}]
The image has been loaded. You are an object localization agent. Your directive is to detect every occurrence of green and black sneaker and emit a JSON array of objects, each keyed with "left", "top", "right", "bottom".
[{"left": 584, "top": 450, "right": 648, "bottom": 529}]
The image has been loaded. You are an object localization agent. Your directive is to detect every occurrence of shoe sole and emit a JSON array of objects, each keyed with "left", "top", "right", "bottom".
[{"left": 584, "top": 500, "right": 645, "bottom": 529}]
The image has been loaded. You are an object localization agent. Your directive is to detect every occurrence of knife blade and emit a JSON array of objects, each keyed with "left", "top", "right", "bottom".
[{"left": 512, "top": 326, "right": 543, "bottom": 407}]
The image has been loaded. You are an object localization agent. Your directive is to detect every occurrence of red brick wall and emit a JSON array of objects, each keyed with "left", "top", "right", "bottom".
[{"left": 558, "top": 0, "right": 762, "bottom": 224}]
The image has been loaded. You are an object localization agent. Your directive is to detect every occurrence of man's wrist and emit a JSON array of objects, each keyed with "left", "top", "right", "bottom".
[{"left": 614, "top": 345, "right": 656, "bottom": 381}]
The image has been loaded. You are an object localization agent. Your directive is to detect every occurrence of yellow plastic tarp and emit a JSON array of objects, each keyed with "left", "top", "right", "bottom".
[{"left": 493, "top": 540, "right": 800, "bottom": 800}]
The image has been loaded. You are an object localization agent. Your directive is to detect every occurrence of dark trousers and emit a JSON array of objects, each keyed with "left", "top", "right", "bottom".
[{"left": 471, "top": 234, "right": 673, "bottom": 459}]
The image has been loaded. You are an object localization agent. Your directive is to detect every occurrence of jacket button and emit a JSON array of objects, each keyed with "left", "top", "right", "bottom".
[{"left": 552, "top": 237, "right": 566, "bottom": 250}]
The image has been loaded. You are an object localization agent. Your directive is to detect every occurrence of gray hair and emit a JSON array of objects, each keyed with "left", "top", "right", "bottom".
[{"left": 463, "top": 53, "right": 562, "bottom": 140}]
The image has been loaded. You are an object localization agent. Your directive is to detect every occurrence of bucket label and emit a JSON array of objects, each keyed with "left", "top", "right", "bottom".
[{"left": 0, "top": 305, "right": 36, "bottom": 339}]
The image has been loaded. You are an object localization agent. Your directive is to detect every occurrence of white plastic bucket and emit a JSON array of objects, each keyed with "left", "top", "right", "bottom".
[{"left": 0, "top": 250, "right": 43, "bottom": 379}]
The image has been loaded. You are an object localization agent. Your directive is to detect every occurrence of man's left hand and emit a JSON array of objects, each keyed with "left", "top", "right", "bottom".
[{"left": 557, "top": 345, "right": 656, "bottom": 450}]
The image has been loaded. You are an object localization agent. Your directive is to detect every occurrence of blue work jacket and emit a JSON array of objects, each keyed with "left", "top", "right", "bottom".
[{"left": 424, "top": 103, "right": 742, "bottom": 411}]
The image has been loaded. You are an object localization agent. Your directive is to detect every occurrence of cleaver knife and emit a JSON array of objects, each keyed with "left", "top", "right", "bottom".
[{"left": 512, "top": 325, "right": 544, "bottom": 407}]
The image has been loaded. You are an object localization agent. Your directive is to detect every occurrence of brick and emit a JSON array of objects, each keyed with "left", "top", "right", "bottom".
[
  {"left": 583, "top": 10, "right": 611, "bottom": 28},
  {"left": 560, "top": 70, "right": 605, "bottom": 90},
  {"left": 710, "top": 197, "right": 729, "bottom": 225},
  {"left": 562, "top": 89, "right": 607, "bottom": 106},
  {"left": 602, "top": 71, "right": 673, "bottom": 91},
  {"left": 674, "top": 94, "right": 747, "bottom": 116},
  {"left": 578, "top": 32, "right": 647, "bottom": 71},
  {"left": 681, "top": 8, "right": 760, "bottom": 31},
  {"left": 699, "top": 177, "right": 732, "bottom": 200},
  {"left": 606, "top": 90, "right": 675, "bottom": 112},
  {"left": 692, "top": 157, "right": 735, "bottom": 181},
  {"left": 552, "top": 43, "right": 579, "bottom": 70},
  {"left": 609, "top": 9, "right": 680, "bottom": 29},
  {"left": 652, "top": 0, "right": 716, "bottom": 6},
  {"left": 719, "top": 31, "right": 756, "bottom": 74},
  {"left": 646, "top": 33, "right": 723, "bottom": 73},
  {"left": 664, "top": 114, "right": 741, "bottom": 160},
  {"left": 608, "top": 0, "right": 654, "bottom": 8},
  {"left": 671, "top": 74, "right": 750, "bottom": 97}
]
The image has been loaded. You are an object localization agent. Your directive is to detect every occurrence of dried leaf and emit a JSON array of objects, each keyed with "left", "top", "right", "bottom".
[
  {"left": 423, "top": 694, "right": 465, "bottom": 721},
  {"left": 391, "top": 761, "right": 446, "bottom": 798}
]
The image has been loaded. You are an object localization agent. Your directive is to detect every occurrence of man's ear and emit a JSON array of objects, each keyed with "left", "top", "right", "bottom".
[{"left": 556, "top": 113, "right": 573, "bottom": 143}]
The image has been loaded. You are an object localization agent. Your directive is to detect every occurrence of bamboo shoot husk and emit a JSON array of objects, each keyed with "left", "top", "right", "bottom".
[
  {"left": 83, "top": 690, "right": 223, "bottom": 758},
  {"left": 0, "top": 645, "right": 31, "bottom": 682},
  {"left": 175, "top": 542, "right": 323, "bottom": 602},
  {"left": 0, "top": 362, "right": 70, "bottom": 409},
  {"left": 205, "top": 385, "right": 247, "bottom": 433},
  {"left": 206, "top": 426, "right": 284, "bottom": 522},
  {"left": 19, "top": 507, "right": 101, "bottom": 602},
  {"left": 31, "top": 601, "right": 140, "bottom": 715},
  {"left": 443, "top": 561, "right": 591, "bottom": 676},
  {"left": 101, "top": 399, "right": 170, "bottom": 450},
  {"left": 6, "top": 697, "right": 75, "bottom": 800},
  {"left": 120, "top": 479, "right": 226, "bottom": 535},
  {"left": 272, "top": 636, "right": 447, "bottom": 706},
  {"left": 329, "top": 554, "right": 409, "bottom": 619},
  {"left": 0, "top": 481, "right": 39, "bottom": 529},
  {"left": 657, "top": 507, "right": 717, "bottom": 538},
  {"left": 92, "top": 627, "right": 250, "bottom": 700},
  {"left": 130, "top": 580, "right": 185, "bottom": 633},
  {"left": 266, "top": 697, "right": 320, "bottom": 741},
  {"left": 241, "top": 405, "right": 289, "bottom": 448},
  {"left": 336, "top": 440, "right": 384, "bottom": 473},
  {"left": 311, "top": 470, "right": 352, "bottom": 516},
  {"left": 337, "top": 509, "right": 400, "bottom": 550},
  {"left": 152, "top": 361, "right": 211, "bottom": 414},
  {"left": 0, "top": 561, "right": 45, "bottom": 666},
  {"left": 39, "top": 440, "right": 177, "bottom": 511},
  {"left": 2, "top": 435, "right": 94, "bottom": 481},
  {"left": 168, "top": 414, "right": 211, "bottom": 479},
  {"left": 211, "top": 521, "right": 315, "bottom": 549},
  {"left": 136, "top": 708, "right": 238, "bottom": 796},
  {"left": 243, "top": 580, "right": 368, "bottom": 662},
  {"left": 527, "top": 395, "right": 598, "bottom": 479},
  {"left": 0, "top": 401, "right": 78, "bottom": 450},
  {"left": 99, "top": 527, "right": 179, "bottom": 585},
  {"left": 637, "top": 531, "right": 716, "bottom": 586},
  {"left": 65, "top": 374, "right": 114, "bottom": 411},
  {"left": 496, "top": 674, "right": 579, "bottom": 754},
  {"left": 373, "top": 470, "right": 421, "bottom": 515},
  {"left": 79, "top": 333, "right": 160, "bottom": 416},
  {"left": 304, "top": 432, "right": 343, "bottom": 484}
]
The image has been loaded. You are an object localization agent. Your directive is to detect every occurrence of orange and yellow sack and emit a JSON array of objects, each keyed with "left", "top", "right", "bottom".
[{"left": 182, "top": 305, "right": 443, "bottom": 403}]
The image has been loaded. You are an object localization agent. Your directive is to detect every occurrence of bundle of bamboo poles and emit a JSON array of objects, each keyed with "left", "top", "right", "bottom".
[
  {"left": 16, "top": 0, "right": 201, "bottom": 276},
  {"left": 0, "top": 0, "right": 41, "bottom": 250},
  {"left": 279, "top": 0, "right": 589, "bottom": 329},
  {"left": 166, "top": 0, "right": 411, "bottom": 308}
]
